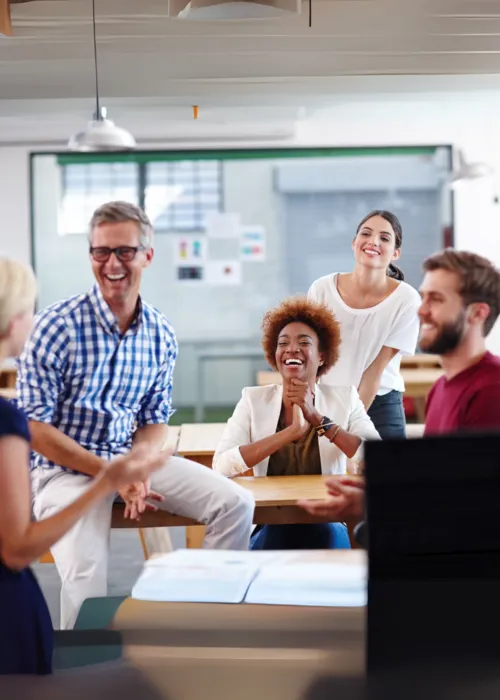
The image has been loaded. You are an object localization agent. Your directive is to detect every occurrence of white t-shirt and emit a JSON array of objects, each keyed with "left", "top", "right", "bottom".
[{"left": 308, "top": 273, "right": 421, "bottom": 395}]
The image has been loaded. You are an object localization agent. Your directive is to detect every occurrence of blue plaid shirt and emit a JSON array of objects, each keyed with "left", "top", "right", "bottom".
[{"left": 17, "top": 285, "right": 178, "bottom": 472}]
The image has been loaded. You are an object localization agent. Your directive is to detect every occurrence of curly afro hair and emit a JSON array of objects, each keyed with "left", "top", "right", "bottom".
[{"left": 261, "top": 296, "right": 341, "bottom": 378}]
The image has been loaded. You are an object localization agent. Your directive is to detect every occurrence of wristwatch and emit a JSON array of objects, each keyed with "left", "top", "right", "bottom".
[{"left": 315, "top": 415, "right": 336, "bottom": 437}]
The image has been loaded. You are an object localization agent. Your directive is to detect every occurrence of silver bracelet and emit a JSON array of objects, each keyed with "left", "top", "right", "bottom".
[{"left": 329, "top": 424, "right": 342, "bottom": 442}]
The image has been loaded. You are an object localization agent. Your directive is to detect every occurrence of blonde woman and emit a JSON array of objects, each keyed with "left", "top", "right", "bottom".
[{"left": 0, "top": 257, "right": 170, "bottom": 675}]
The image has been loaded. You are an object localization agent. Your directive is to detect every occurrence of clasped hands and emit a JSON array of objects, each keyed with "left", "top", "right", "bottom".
[{"left": 284, "top": 378, "right": 319, "bottom": 429}]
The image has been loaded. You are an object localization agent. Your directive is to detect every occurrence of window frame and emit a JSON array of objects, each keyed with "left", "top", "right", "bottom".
[{"left": 58, "top": 159, "right": 224, "bottom": 236}]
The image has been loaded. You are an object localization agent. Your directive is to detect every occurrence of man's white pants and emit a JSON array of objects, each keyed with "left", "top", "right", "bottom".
[{"left": 32, "top": 456, "right": 254, "bottom": 630}]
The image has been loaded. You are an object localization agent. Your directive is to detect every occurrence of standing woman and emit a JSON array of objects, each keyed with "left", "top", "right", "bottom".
[
  {"left": 308, "top": 211, "right": 420, "bottom": 439},
  {"left": 0, "top": 257, "right": 170, "bottom": 675}
]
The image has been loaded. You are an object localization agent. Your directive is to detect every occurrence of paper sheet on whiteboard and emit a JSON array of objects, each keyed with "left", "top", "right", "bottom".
[
  {"left": 205, "top": 212, "right": 241, "bottom": 239},
  {"left": 206, "top": 260, "right": 242, "bottom": 286}
]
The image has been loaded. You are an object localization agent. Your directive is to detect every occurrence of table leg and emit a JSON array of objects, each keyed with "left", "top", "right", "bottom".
[
  {"left": 186, "top": 526, "right": 206, "bottom": 548},
  {"left": 194, "top": 356, "right": 204, "bottom": 423}
]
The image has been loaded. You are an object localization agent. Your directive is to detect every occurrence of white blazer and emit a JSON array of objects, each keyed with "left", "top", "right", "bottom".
[{"left": 213, "top": 383, "right": 380, "bottom": 477}]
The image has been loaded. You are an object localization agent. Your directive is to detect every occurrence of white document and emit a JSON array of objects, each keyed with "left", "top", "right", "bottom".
[
  {"left": 131, "top": 549, "right": 366, "bottom": 607},
  {"left": 205, "top": 212, "right": 241, "bottom": 239},
  {"left": 240, "top": 226, "right": 266, "bottom": 262},
  {"left": 131, "top": 549, "right": 273, "bottom": 604},
  {"left": 244, "top": 553, "right": 367, "bottom": 607},
  {"left": 206, "top": 259, "right": 242, "bottom": 286},
  {"left": 172, "top": 234, "right": 207, "bottom": 265}
]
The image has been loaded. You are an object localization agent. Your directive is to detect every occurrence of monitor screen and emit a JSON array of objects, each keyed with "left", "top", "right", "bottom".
[{"left": 364, "top": 433, "right": 500, "bottom": 674}]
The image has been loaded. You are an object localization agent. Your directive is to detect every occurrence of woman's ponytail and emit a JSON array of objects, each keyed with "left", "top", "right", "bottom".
[{"left": 387, "top": 262, "right": 404, "bottom": 281}]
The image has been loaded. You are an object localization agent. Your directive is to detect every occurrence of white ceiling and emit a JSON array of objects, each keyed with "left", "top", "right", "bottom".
[{"left": 4, "top": 0, "right": 500, "bottom": 139}]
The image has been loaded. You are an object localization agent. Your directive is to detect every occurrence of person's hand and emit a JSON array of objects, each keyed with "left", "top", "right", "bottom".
[
  {"left": 117, "top": 483, "right": 142, "bottom": 521},
  {"left": 285, "top": 378, "right": 318, "bottom": 424},
  {"left": 288, "top": 403, "right": 310, "bottom": 441},
  {"left": 297, "top": 476, "right": 365, "bottom": 522},
  {"left": 117, "top": 481, "right": 164, "bottom": 521},
  {"left": 105, "top": 445, "right": 170, "bottom": 520}
]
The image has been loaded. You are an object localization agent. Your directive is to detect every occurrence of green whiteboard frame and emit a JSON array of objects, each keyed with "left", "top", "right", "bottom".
[{"left": 29, "top": 144, "right": 454, "bottom": 273}]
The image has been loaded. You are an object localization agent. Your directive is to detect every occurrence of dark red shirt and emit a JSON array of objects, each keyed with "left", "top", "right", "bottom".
[{"left": 424, "top": 352, "right": 500, "bottom": 435}]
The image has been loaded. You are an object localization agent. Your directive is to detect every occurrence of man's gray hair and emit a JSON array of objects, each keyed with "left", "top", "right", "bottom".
[{"left": 89, "top": 201, "right": 154, "bottom": 248}]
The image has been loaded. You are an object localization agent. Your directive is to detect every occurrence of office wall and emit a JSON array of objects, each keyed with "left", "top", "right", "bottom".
[
  {"left": 2, "top": 94, "right": 500, "bottom": 402},
  {"left": 29, "top": 156, "right": 289, "bottom": 406},
  {"left": 29, "top": 151, "right": 447, "bottom": 408}
]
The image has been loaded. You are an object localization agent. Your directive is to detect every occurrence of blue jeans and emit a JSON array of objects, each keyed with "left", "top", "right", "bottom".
[
  {"left": 250, "top": 522, "right": 351, "bottom": 550},
  {"left": 367, "top": 390, "right": 406, "bottom": 440}
]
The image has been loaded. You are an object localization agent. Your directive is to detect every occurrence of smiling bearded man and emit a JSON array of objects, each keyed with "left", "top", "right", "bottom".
[{"left": 418, "top": 249, "right": 500, "bottom": 434}]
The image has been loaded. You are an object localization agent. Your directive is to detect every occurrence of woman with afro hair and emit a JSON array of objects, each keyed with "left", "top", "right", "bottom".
[{"left": 213, "top": 297, "right": 379, "bottom": 550}]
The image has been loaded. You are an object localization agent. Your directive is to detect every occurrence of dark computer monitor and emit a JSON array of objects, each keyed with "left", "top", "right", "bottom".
[{"left": 364, "top": 433, "right": 500, "bottom": 676}]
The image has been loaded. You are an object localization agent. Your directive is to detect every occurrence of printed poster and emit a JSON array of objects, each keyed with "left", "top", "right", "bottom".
[
  {"left": 173, "top": 235, "right": 206, "bottom": 283},
  {"left": 206, "top": 260, "right": 242, "bottom": 286},
  {"left": 205, "top": 212, "right": 241, "bottom": 239},
  {"left": 173, "top": 235, "right": 206, "bottom": 265},
  {"left": 240, "top": 226, "right": 266, "bottom": 262}
]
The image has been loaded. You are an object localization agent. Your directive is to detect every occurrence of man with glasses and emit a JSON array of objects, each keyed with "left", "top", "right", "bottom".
[{"left": 17, "top": 201, "right": 254, "bottom": 630}]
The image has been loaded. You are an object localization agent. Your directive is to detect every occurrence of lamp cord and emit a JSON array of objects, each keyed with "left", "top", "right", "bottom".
[{"left": 92, "top": 0, "right": 101, "bottom": 118}]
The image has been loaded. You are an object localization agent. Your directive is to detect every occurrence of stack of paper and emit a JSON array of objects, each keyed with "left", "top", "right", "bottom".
[
  {"left": 131, "top": 549, "right": 367, "bottom": 607},
  {"left": 244, "top": 552, "right": 367, "bottom": 607},
  {"left": 131, "top": 549, "right": 269, "bottom": 603}
]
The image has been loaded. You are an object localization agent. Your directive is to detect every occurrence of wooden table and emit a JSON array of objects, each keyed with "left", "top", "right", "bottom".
[
  {"left": 177, "top": 422, "right": 226, "bottom": 467},
  {"left": 164, "top": 425, "right": 181, "bottom": 453},
  {"left": 111, "top": 475, "right": 333, "bottom": 529},
  {"left": 400, "top": 367, "right": 444, "bottom": 397},
  {"left": 112, "top": 475, "right": 334, "bottom": 528},
  {"left": 112, "top": 474, "right": 360, "bottom": 548},
  {"left": 400, "top": 354, "right": 441, "bottom": 369},
  {"left": 400, "top": 367, "right": 444, "bottom": 422},
  {"left": 234, "top": 474, "right": 338, "bottom": 525}
]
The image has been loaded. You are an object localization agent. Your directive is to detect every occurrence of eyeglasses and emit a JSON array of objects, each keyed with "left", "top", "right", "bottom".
[{"left": 89, "top": 245, "right": 146, "bottom": 263}]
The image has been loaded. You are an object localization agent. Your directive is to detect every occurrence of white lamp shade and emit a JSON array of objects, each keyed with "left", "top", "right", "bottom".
[
  {"left": 169, "top": 0, "right": 301, "bottom": 20},
  {"left": 450, "top": 161, "right": 493, "bottom": 183},
  {"left": 68, "top": 108, "right": 136, "bottom": 152}
]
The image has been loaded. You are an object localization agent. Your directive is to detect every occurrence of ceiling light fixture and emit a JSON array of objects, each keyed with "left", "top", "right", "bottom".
[
  {"left": 169, "top": 0, "right": 301, "bottom": 21},
  {"left": 449, "top": 149, "right": 493, "bottom": 185},
  {"left": 68, "top": 0, "right": 136, "bottom": 151}
]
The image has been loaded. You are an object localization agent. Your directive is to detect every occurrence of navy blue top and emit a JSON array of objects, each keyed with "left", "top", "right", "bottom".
[{"left": 0, "top": 397, "right": 53, "bottom": 675}]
